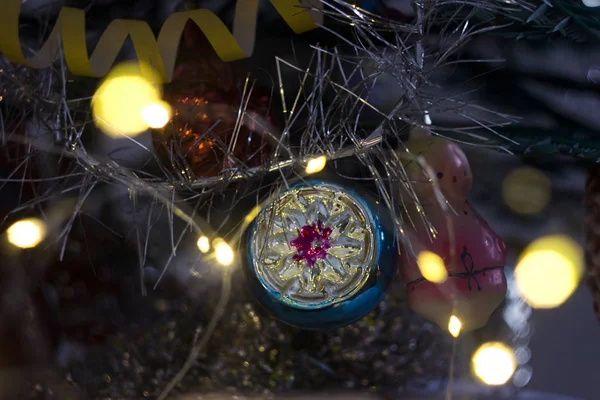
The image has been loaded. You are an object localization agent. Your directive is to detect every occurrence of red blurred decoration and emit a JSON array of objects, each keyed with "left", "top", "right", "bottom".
[
  {"left": 152, "top": 22, "right": 276, "bottom": 179},
  {"left": 398, "top": 137, "right": 507, "bottom": 333}
]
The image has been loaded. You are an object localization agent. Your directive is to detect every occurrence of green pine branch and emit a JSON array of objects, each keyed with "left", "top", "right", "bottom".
[{"left": 439, "top": 0, "right": 600, "bottom": 42}]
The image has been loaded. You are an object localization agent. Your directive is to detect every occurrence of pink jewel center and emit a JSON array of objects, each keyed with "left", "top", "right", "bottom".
[{"left": 290, "top": 220, "right": 333, "bottom": 267}]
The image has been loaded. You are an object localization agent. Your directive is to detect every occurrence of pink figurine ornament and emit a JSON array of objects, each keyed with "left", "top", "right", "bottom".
[{"left": 398, "top": 137, "right": 507, "bottom": 333}]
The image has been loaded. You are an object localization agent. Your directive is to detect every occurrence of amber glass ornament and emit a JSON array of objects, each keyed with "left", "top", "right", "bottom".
[{"left": 152, "top": 23, "right": 275, "bottom": 179}]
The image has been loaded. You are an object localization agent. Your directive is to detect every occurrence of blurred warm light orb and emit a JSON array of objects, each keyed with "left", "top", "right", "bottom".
[
  {"left": 142, "top": 101, "right": 172, "bottom": 129},
  {"left": 6, "top": 218, "right": 47, "bottom": 249},
  {"left": 245, "top": 206, "right": 262, "bottom": 224},
  {"left": 502, "top": 166, "right": 551, "bottom": 215},
  {"left": 214, "top": 238, "right": 234, "bottom": 266},
  {"left": 448, "top": 315, "right": 462, "bottom": 338},
  {"left": 92, "top": 62, "right": 163, "bottom": 138},
  {"left": 197, "top": 236, "right": 210, "bottom": 253},
  {"left": 472, "top": 342, "right": 517, "bottom": 386},
  {"left": 416, "top": 250, "right": 448, "bottom": 283},
  {"left": 515, "top": 235, "right": 583, "bottom": 309},
  {"left": 305, "top": 156, "right": 327, "bottom": 174}
]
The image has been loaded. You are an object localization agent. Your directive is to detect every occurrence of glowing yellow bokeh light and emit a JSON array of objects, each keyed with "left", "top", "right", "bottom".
[
  {"left": 515, "top": 235, "right": 583, "bottom": 309},
  {"left": 244, "top": 206, "right": 262, "bottom": 224},
  {"left": 197, "top": 236, "right": 210, "bottom": 253},
  {"left": 472, "top": 342, "right": 517, "bottom": 386},
  {"left": 502, "top": 167, "right": 551, "bottom": 215},
  {"left": 416, "top": 251, "right": 448, "bottom": 283},
  {"left": 305, "top": 156, "right": 327, "bottom": 174},
  {"left": 92, "top": 63, "right": 162, "bottom": 138},
  {"left": 6, "top": 218, "right": 47, "bottom": 249},
  {"left": 214, "top": 238, "right": 234, "bottom": 266},
  {"left": 448, "top": 315, "right": 462, "bottom": 338},
  {"left": 141, "top": 101, "right": 172, "bottom": 129}
]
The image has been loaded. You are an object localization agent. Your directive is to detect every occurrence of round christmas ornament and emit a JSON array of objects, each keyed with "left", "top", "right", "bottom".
[
  {"left": 152, "top": 24, "right": 275, "bottom": 180},
  {"left": 245, "top": 181, "right": 397, "bottom": 329},
  {"left": 399, "top": 137, "right": 508, "bottom": 333}
]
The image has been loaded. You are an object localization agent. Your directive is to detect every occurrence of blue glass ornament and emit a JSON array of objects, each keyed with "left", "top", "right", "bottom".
[{"left": 244, "top": 181, "right": 397, "bottom": 330}]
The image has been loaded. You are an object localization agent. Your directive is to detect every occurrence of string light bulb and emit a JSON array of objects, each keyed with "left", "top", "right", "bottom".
[
  {"left": 244, "top": 206, "right": 262, "bottom": 224},
  {"left": 197, "top": 236, "right": 210, "bottom": 253},
  {"left": 515, "top": 235, "right": 583, "bottom": 309},
  {"left": 141, "top": 101, "right": 172, "bottom": 128},
  {"left": 213, "top": 238, "right": 234, "bottom": 266},
  {"left": 448, "top": 315, "right": 462, "bottom": 338},
  {"left": 502, "top": 167, "right": 551, "bottom": 215},
  {"left": 472, "top": 342, "right": 517, "bottom": 386},
  {"left": 305, "top": 156, "right": 327, "bottom": 174},
  {"left": 6, "top": 218, "right": 47, "bottom": 249},
  {"left": 416, "top": 250, "right": 448, "bottom": 283},
  {"left": 92, "top": 62, "right": 163, "bottom": 138}
]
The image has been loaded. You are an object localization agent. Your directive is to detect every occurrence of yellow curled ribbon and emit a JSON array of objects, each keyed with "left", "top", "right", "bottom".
[{"left": 0, "top": 0, "right": 322, "bottom": 83}]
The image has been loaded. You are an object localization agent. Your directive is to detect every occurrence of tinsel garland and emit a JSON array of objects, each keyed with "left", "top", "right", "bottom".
[{"left": 0, "top": 0, "right": 593, "bottom": 399}]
